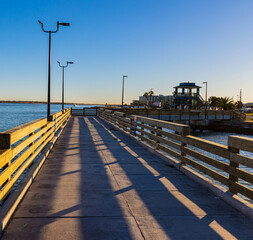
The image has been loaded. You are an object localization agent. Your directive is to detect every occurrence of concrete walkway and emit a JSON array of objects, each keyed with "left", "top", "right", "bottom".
[{"left": 2, "top": 116, "right": 253, "bottom": 240}]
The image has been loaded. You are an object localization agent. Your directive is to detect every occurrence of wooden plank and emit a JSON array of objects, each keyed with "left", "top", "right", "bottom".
[
  {"left": 228, "top": 135, "right": 253, "bottom": 153},
  {"left": 156, "top": 136, "right": 181, "bottom": 150},
  {"left": 105, "top": 109, "right": 113, "bottom": 113},
  {"left": 181, "top": 155, "right": 230, "bottom": 186},
  {"left": 136, "top": 122, "right": 157, "bottom": 133},
  {"left": 131, "top": 115, "right": 190, "bottom": 135},
  {"left": 182, "top": 135, "right": 229, "bottom": 159},
  {"left": 158, "top": 144, "right": 181, "bottom": 159},
  {"left": 183, "top": 147, "right": 253, "bottom": 185},
  {"left": 156, "top": 128, "right": 181, "bottom": 141},
  {"left": 48, "top": 110, "right": 63, "bottom": 121},
  {"left": 229, "top": 181, "right": 253, "bottom": 200},
  {"left": 228, "top": 146, "right": 239, "bottom": 194},
  {"left": 230, "top": 152, "right": 253, "bottom": 168},
  {"left": 114, "top": 111, "right": 126, "bottom": 117},
  {"left": 0, "top": 126, "right": 54, "bottom": 187},
  {"left": 0, "top": 130, "right": 54, "bottom": 201},
  {"left": 0, "top": 150, "right": 12, "bottom": 169},
  {"left": 136, "top": 129, "right": 156, "bottom": 141},
  {"left": 117, "top": 116, "right": 131, "bottom": 123},
  {"left": 0, "top": 118, "right": 47, "bottom": 148},
  {"left": 12, "top": 125, "right": 49, "bottom": 158},
  {"left": 135, "top": 132, "right": 156, "bottom": 147},
  {"left": 183, "top": 147, "right": 230, "bottom": 172}
]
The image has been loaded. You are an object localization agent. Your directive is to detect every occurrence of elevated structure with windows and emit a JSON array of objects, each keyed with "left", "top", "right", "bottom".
[{"left": 174, "top": 82, "right": 201, "bottom": 109}]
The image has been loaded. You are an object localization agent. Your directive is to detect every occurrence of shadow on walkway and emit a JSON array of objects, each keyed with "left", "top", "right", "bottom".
[{"left": 2, "top": 116, "right": 253, "bottom": 239}]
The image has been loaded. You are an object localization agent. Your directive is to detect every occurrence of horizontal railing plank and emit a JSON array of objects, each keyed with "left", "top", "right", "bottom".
[
  {"left": 228, "top": 136, "right": 253, "bottom": 153},
  {"left": 182, "top": 135, "right": 229, "bottom": 159},
  {"left": 0, "top": 118, "right": 47, "bottom": 148},
  {"left": 131, "top": 115, "right": 190, "bottom": 135}
]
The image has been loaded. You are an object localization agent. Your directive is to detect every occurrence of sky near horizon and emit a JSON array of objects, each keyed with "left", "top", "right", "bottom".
[{"left": 0, "top": 0, "right": 253, "bottom": 104}]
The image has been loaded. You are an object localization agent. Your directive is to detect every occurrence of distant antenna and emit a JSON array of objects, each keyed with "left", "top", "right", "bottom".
[{"left": 240, "top": 89, "right": 242, "bottom": 102}]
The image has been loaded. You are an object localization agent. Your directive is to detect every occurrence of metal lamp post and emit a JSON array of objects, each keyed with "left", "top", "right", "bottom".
[
  {"left": 57, "top": 61, "right": 74, "bottom": 111},
  {"left": 38, "top": 20, "right": 70, "bottom": 119},
  {"left": 122, "top": 75, "right": 128, "bottom": 108},
  {"left": 203, "top": 81, "right": 208, "bottom": 119}
]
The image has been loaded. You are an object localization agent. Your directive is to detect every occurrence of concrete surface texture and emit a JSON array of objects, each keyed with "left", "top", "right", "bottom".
[{"left": 2, "top": 116, "right": 253, "bottom": 240}]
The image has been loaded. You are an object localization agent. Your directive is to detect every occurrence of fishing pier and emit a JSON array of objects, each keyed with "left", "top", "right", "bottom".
[{"left": 0, "top": 108, "right": 253, "bottom": 239}]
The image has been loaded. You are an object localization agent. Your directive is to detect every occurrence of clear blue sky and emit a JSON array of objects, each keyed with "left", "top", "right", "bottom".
[{"left": 0, "top": 0, "right": 253, "bottom": 104}]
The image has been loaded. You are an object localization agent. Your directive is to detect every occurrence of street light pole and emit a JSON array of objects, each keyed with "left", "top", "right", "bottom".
[
  {"left": 57, "top": 61, "right": 74, "bottom": 111},
  {"left": 203, "top": 81, "right": 208, "bottom": 119},
  {"left": 38, "top": 20, "right": 70, "bottom": 119},
  {"left": 122, "top": 75, "right": 128, "bottom": 108}
]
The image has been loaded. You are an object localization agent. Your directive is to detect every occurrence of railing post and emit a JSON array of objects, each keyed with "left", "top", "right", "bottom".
[
  {"left": 141, "top": 121, "right": 144, "bottom": 141},
  {"left": 228, "top": 138, "right": 239, "bottom": 195},
  {"left": 180, "top": 126, "right": 190, "bottom": 165},
  {"left": 0, "top": 134, "right": 11, "bottom": 189},
  {"left": 156, "top": 126, "right": 162, "bottom": 149}
]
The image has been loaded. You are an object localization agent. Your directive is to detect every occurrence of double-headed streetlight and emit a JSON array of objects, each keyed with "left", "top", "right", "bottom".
[
  {"left": 122, "top": 75, "right": 128, "bottom": 108},
  {"left": 38, "top": 20, "right": 70, "bottom": 119},
  {"left": 57, "top": 61, "right": 74, "bottom": 111}
]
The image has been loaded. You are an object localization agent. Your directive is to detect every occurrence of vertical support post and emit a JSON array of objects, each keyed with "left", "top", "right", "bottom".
[
  {"left": 180, "top": 126, "right": 190, "bottom": 165},
  {"left": 141, "top": 121, "right": 144, "bottom": 141},
  {"left": 28, "top": 131, "right": 35, "bottom": 168},
  {"left": 0, "top": 135, "right": 11, "bottom": 189},
  {"left": 228, "top": 146, "right": 239, "bottom": 194},
  {"left": 156, "top": 126, "right": 162, "bottom": 149}
]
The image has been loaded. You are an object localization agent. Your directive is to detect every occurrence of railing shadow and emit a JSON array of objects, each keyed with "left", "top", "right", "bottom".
[
  {"left": 78, "top": 117, "right": 143, "bottom": 239},
  {"left": 89, "top": 117, "right": 253, "bottom": 239}
]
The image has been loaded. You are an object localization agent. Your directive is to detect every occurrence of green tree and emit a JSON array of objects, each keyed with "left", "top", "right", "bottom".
[
  {"left": 235, "top": 101, "right": 243, "bottom": 109},
  {"left": 218, "top": 97, "right": 235, "bottom": 110},
  {"left": 208, "top": 96, "right": 220, "bottom": 108},
  {"left": 143, "top": 92, "right": 149, "bottom": 105}
]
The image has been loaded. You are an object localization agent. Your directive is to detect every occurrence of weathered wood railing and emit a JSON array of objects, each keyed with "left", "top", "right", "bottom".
[
  {"left": 117, "top": 108, "right": 245, "bottom": 121},
  {"left": 0, "top": 108, "right": 71, "bottom": 204},
  {"left": 99, "top": 109, "right": 253, "bottom": 201},
  {"left": 71, "top": 107, "right": 98, "bottom": 116}
]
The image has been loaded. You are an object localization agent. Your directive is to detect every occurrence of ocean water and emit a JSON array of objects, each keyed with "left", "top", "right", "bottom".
[{"left": 0, "top": 103, "right": 99, "bottom": 132}]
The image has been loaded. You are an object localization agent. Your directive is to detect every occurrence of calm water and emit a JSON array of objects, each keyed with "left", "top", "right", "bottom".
[
  {"left": 0, "top": 103, "right": 99, "bottom": 132},
  {"left": 1, "top": 103, "right": 252, "bottom": 202}
]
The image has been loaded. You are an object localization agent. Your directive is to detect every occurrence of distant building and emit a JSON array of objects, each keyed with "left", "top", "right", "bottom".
[
  {"left": 139, "top": 95, "right": 173, "bottom": 104},
  {"left": 174, "top": 82, "right": 201, "bottom": 109}
]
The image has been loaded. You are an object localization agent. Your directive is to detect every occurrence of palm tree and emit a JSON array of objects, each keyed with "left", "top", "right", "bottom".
[
  {"left": 218, "top": 97, "right": 235, "bottom": 110},
  {"left": 143, "top": 92, "right": 149, "bottom": 106},
  {"left": 148, "top": 89, "right": 154, "bottom": 103},
  {"left": 208, "top": 96, "right": 220, "bottom": 108},
  {"left": 235, "top": 100, "right": 243, "bottom": 109}
]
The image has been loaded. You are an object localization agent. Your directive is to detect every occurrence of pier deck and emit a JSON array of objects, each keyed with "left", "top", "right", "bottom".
[{"left": 2, "top": 116, "right": 253, "bottom": 239}]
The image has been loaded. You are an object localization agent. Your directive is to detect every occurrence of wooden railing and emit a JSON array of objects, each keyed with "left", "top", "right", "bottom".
[
  {"left": 117, "top": 108, "right": 245, "bottom": 122},
  {"left": 71, "top": 107, "right": 98, "bottom": 116},
  {"left": 99, "top": 109, "right": 253, "bottom": 201},
  {"left": 0, "top": 108, "right": 71, "bottom": 203}
]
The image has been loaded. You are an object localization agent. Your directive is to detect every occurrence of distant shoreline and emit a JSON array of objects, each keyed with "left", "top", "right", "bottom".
[{"left": 0, "top": 100, "right": 104, "bottom": 106}]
